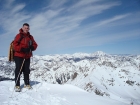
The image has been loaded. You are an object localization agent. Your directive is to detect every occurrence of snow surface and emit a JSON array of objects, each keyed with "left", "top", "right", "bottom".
[{"left": 0, "top": 81, "right": 130, "bottom": 105}]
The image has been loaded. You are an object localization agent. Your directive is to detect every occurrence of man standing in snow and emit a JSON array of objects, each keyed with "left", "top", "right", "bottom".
[{"left": 13, "top": 23, "right": 38, "bottom": 92}]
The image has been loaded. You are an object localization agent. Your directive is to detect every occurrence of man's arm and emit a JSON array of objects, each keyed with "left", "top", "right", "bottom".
[
  {"left": 13, "top": 34, "right": 22, "bottom": 52},
  {"left": 30, "top": 35, "right": 38, "bottom": 51}
]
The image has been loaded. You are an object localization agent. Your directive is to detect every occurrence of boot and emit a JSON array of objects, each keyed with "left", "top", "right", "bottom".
[
  {"left": 15, "top": 86, "right": 21, "bottom": 92},
  {"left": 24, "top": 85, "right": 32, "bottom": 89}
]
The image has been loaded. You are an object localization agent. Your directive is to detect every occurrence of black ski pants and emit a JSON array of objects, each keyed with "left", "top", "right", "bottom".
[{"left": 14, "top": 56, "right": 30, "bottom": 86}]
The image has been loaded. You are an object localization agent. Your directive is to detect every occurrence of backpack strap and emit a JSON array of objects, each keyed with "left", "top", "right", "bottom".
[
  {"left": 28, "top": 35, "right": 32, "bottom": 39},
  {"left": 17, "top": 34, "right": 24, "bottom": 45}
]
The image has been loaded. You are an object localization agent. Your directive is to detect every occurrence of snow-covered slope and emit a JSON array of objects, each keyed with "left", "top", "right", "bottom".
[
  {"left": 0, "top": 51, "right": 140, "bottom": 105},
  {"left": 0, "top": 81, "right": 128, "bottom": 105}
]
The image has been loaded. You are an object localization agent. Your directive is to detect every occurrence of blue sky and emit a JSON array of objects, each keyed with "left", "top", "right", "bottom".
[{"left": 0, "top": 0, "right": 140, "bottom": 56}]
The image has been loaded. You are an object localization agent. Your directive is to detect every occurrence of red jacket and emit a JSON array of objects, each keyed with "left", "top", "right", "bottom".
[{"left": 13, "top": 28, "right": 38, "bottom": 59}]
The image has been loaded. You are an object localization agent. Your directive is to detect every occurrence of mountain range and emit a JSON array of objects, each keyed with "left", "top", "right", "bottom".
[{"left": 0, "top": 51, "right": 140, "bottom": 105}]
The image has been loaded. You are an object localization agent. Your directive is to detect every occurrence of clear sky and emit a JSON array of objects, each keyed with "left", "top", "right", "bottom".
[{"left": 0, "top": 0, "right": 140, "bottom": 56}]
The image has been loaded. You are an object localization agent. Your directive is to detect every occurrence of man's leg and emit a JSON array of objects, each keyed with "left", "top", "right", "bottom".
[
  {"left": 14, "top": 56, "right": 24, "bottom": 86},
  {"left": 23, "top": 58, "right": 30, "bottom": 85},
  {"left": 24, "top": 74, "right": 29, "bottom": 85}
]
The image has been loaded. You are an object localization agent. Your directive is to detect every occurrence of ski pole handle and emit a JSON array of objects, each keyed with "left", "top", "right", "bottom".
[{"left": 29, "top": 40, "right": 32, "bottom": 46}]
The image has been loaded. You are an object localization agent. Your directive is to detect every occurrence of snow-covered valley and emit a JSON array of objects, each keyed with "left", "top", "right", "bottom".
[{"left": 0, "top": 51, "right": 140, "bottom": 105}]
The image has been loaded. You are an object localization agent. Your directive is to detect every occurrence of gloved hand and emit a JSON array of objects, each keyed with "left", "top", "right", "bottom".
[
  {"left": 28, "top": 40, "right": 34, "bottom": 51},
  {"left": 21, "top": 48, "right": 30, "bottom": 53},
  {"left": 30, "top": 45, "right": 34, "bottom": 51}
]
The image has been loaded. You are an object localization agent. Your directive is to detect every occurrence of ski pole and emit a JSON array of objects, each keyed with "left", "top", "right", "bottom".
[
  {"left": 32, "top": 55, "right": 37, "bottom": 92},
  {"left": 10, "top": 58, "right": 25, "bottom": 98}
]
